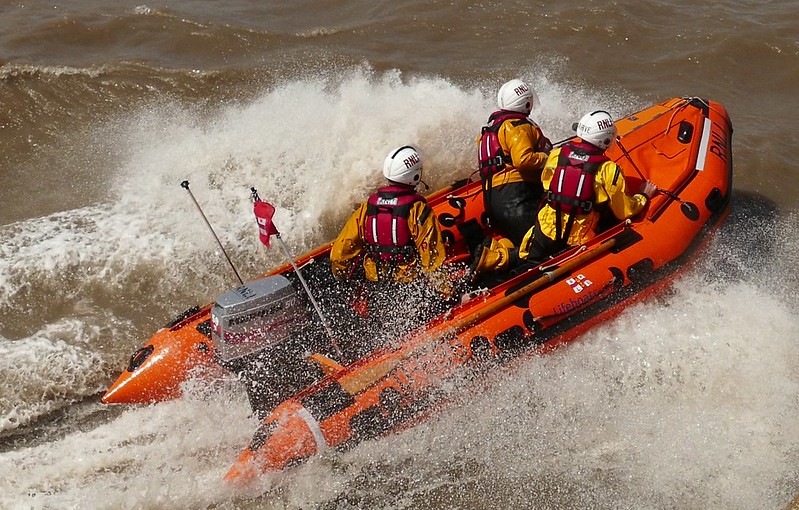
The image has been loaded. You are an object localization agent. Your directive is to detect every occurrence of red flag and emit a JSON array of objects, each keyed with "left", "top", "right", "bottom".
[{"left": 254, "top": 200, "right": 279, "bottom": 248}]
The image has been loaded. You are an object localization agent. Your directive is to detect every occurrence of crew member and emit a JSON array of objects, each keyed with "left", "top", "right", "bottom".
[
  {"left": 330, "top": 145, "right": 451, "bottom": 348},
  {"left": 471, "top": 110, "right": 656, "bottom": 276},
  {"left": 477, "top": 78, "right": 552, "bottom": 245}
]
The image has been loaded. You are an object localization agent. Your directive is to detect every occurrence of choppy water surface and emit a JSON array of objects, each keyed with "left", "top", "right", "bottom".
[{"left": 1, "top": 1, "right": 797, "bottom": 508}]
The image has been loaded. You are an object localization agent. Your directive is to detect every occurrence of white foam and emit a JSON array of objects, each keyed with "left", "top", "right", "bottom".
[
  {"left": 0, "top": 317, "right": 116, "bottom": 432},
  {"left": 4, "top": 67, "right": 793, "bottom": 508},
  {"left": 0, "top": 395, "right": 257, "bottom": 509},
  {"left": 328, "top": 276, "right": 799, "bottom": 509},
  {"left": 2, "top": 66, "right": 628, "bottom": 306}
]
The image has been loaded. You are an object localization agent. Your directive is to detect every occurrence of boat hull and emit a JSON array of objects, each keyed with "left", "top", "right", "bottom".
[
  {"left": 101, "top": 97, "right": 734, "bottom": 482},
  {"left": 225, "top": 97, "right": 734, "bottom": 480}
]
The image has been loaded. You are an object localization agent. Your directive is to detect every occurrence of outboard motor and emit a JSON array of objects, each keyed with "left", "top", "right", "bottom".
[
  {"left": 211, "top": 275, "right": 305, "bottom": 361},
  {"left": 210, "top": 275, "right": 321, "bottom": 417}
]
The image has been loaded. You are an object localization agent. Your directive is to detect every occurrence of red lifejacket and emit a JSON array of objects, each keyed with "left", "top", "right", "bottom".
[
  {"left": 546, "top": 141, "right": 610, "bottom": 214},
  {"left": 477, "top": 110, "right": 552, "bottom": 180},
  {"left": 478, "top": 110, "right": 552, "bottom": 226},
  {"left": 477, "top": 110, "right": 530, "bottom": 180},
  {"left": 364, "top": 185, "right": 426, "bottom": 265},
  {"left": 544, "top": 141, "right": 610, "bottom": 246}
]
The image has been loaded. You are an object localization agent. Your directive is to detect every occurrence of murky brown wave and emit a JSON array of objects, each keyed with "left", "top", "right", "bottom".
[{"left": 1, "top": 1, "right": 797, "bottom": 508}]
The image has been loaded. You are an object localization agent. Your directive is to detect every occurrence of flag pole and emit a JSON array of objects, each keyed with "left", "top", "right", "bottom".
[
  {"left": 181, "top": 180, "right": 244, "bottom": 285},
  {"left": 274, "top": 234, "right": 340, "bottom": 350},
  {"left": 251, "top": 188, "right": 342, "bottom": 357}
]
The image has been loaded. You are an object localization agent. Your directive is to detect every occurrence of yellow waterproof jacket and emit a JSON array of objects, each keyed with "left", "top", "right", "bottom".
[
  {"left": 330, "top": 198, "right": 446, "bottom": 284},
  {"left": 481, "top": 115, "right": 550, "bottom": 188},
  {"left": 530, "top": 145, "right": 648, "bottom": 247}
]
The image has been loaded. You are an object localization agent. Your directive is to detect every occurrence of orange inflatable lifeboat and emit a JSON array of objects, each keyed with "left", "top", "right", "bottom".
[{"left": 102, "top": 97, "right": 733, "bottom": 482}]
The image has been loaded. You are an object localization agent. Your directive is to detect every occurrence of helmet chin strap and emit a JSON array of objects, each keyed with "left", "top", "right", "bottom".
[{"left": 419, "top": 179, "right": 430, "bottom": 192}]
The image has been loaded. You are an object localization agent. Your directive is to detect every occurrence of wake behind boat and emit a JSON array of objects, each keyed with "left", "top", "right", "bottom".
[{"left": 101, "top": 97, "right": 733, "bottom": 482}]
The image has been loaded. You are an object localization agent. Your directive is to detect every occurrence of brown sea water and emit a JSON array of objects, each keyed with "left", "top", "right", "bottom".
[{"left": 1, "top": 1, "right": 797, "bottom": 508}]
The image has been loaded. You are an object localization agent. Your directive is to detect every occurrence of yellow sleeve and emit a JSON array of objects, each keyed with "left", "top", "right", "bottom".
[
  {"left": 329, "top": 202, "right": 367, "bottom": 280},
  {"left": 407, "top": 201, "right": 446, "bottom": 273},
  {"left": 595, "top": 161, "right": 648, "bottom": 220},
  {"left": 540, "top": 149, "right": 560, "bottom": 190},
  {"left": 501, "top": 120, "right": 549, "bottom": 181}
]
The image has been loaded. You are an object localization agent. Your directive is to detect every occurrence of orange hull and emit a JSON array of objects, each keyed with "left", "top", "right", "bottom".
[
  {"left": 224, "top": 97, "right": 733, "bottom": 481},
  {"left": 101, "top": 312, "right": 218, "bottom": 404},
  {"left": 102, "top": 98, "right": 733, "bottom": 482}
]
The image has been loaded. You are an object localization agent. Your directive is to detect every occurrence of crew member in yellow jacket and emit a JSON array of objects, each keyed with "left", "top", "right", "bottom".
[
  {"left": 330, "top": 145, "right": 446, "bottom": 284},
  {"left": 472, "top": 110, "right": 656, "bottom": 276},
  {"left": 477, "top": 78, "right": 552, "bottom": 245},
  {"left": 330, "top": 145, "right": 451, "bottom": 347}
]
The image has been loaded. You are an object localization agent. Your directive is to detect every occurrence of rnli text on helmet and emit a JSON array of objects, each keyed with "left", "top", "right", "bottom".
[
  {"left": 403, "top": 153, "right": 420, "bottom": 168},
  {"left": 514, "top": 83, "right": 529, "bottom": 96},
  {"left": 596, "top": 117, "right": 613, "bottom": 130}
]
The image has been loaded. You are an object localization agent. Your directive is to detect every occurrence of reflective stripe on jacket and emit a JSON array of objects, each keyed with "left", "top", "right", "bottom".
[
  {"left": 531, "top": 145, "right": 648, "bottom": 248},
  {"left": 331, "top": 194, "right": 446, "bottom": 283},
  {"left": 477, "top": 112, "right": 549, "bottom": 189}
]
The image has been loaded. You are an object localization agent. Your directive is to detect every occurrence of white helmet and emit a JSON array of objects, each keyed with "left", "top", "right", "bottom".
[
  {"left": 497, "top": 79, "right": 537, "bottom": 115},
  {"left": 574, "top": 110, "right": 617, "bottom": 150},
  {"left": 383, "top": 145, "right": 423, "bottom": 186}
]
